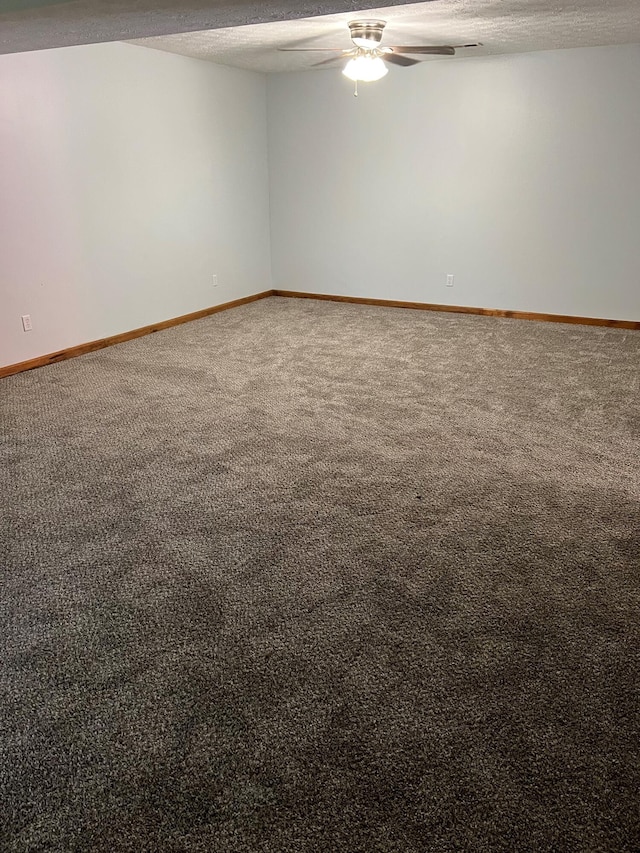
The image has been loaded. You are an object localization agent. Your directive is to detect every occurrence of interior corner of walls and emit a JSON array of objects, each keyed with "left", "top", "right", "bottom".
[{"left": 266, "top": 45, "right": 640, "bottom": 322}]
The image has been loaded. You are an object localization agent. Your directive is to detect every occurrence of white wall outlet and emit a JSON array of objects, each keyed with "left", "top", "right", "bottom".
[
  {"left": 212, "top": 274, "right": 218, "bottom": 287},
  {"left": 21, "top": 314, "right": 32, "bottom": 332},
  {"left": 446, "top": 274, "right": 455, "bottom": 287}
]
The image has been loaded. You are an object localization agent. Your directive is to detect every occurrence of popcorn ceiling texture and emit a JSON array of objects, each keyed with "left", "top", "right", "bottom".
[
  {"left": 132, "top": 0, "right": 640, "bottom": 73},
  {"left": 3, "top": 0, "right": 640, "bottom": 61},
  {"left": 2, "top": 296, "right": 639, "bottom": 851},
  {"left": 0, "top": 0, "right": 419, "bottom": 54}
]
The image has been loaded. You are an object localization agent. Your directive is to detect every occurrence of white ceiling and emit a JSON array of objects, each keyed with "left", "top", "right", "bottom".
[
  {"left": 0, "top": 0, "right": 415, "bottom": 54},
  {"left": 130, "top": 0, "right": 640, "bottom": 73}
]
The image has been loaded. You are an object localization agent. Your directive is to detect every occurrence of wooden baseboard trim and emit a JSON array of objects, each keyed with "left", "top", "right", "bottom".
[
  {"left": 3, "top": 286, "right": 636, "bottom": 379},
  {"left": 0, "top": 290, "right": 274, "bottom": 379},
  {"left": 273, "top": 290, "right": 640, "bottom": 331}
]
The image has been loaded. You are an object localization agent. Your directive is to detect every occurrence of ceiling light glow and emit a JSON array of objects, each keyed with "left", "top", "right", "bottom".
[{"left": 342, "top": 54, "right": 388, "bottom": 83}]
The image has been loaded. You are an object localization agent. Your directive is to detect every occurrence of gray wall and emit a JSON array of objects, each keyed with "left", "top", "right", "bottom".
[
  {"left": 0, "top": 42, "right": 272, "bottom": 368},
  {"left": 267, "top": 45, "right": 640, "bottom": 321},
  {"left": 2, "top": 41, "right": 639, "bottom": 371}
]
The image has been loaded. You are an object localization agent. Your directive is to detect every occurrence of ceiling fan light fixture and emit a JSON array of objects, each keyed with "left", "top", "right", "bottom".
[
  {"left": 352, "top": 35, "right": 380, "bottom": 49},
  {"left": 342, "top": 54, "right": 388, "bottom": 83},
  {"left": 348, "top": 20, "right": 386, "bottom": 50}
]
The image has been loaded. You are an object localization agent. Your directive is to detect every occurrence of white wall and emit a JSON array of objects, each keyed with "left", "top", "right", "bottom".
[
  {"left": 0, "top": 42, "right": 272, "bottom": 368},
  {"left": 267, "top": 45, "right": 640, "bottom": 321},
  {"left": 2, "top": 42, "right": 638, "bottom": 367}
]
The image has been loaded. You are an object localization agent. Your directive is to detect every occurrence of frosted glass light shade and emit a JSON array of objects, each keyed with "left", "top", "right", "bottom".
[{"left": 342, "top": 55, "right": 388, "bottom": 83}]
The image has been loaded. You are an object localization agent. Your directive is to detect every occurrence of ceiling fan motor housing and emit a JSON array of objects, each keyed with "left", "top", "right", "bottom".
[{"left": 348, "top": 20, "right": 386, "bottom": 49}]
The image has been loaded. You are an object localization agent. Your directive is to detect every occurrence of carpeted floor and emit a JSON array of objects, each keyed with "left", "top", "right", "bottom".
[{"left": 1, "top": 296, "right": 639, "bottom": 852}]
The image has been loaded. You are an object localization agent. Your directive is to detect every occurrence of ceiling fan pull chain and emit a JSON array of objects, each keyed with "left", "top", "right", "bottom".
[{"left": 354, "top": 79, "right": 358, "bottom": 97}]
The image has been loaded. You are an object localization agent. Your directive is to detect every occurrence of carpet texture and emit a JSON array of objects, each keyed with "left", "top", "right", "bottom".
[{"left": 1, "top": 296, "right": 639, "bottom": 852}]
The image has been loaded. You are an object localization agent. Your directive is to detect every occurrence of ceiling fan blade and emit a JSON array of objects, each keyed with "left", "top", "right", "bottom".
[
  {"left": 383, "top": 53, "right": 421, "bottom": 67},
  {"left": 312, "top": 56, "right": 347, "bottom": 67},
  {"left": 278, "top": 47, "right": 350, "bottom": 52},
  {"left": 390, "top": 45, "right": 456, "bottom": 56}
]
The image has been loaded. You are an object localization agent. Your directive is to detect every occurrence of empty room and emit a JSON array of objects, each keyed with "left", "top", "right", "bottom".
[{"left": 1, "top": 0, "right": 639, "bottom": 850}]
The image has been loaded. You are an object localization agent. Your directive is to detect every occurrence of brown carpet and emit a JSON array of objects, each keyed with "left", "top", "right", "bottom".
[{"left": 1, "top": 296, "right": 639, "bottom": 852}]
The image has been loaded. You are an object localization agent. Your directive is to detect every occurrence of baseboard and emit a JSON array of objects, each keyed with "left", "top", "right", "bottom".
[
  {"left": 0, "top": 290, "right": 274, "bottom": 379},
  {"left": 273, "top": 290, "right": 640, "bottom": 331},
  {"left": 3, "top": 287, "right": 637, "bottom": 380}
]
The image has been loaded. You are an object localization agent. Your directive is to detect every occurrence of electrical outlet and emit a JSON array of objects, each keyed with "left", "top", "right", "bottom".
[
  {"left": 212, "top": 274, "right": 218, "bottom": 287},
  {"left": 446, "top": 275, "right": 454, "bottom": 288},
  {"left": 21, "top": 314, "right": 32, "bottom": 332}
]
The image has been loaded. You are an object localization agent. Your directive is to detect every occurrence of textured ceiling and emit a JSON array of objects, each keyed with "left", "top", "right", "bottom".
[
  {"left": 3, "top": 0, "right": 639, "bottom": 63},
  {"left": 130, "top": 0, "right": 640, "bottom": 72},
  {"left": 0, "top": 0, "right": 420, "bottom": 54}
]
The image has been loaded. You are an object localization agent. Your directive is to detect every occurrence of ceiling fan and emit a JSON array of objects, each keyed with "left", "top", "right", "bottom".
[{"left": 280, "top": 20, "right": 481, "bottom": 91}]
